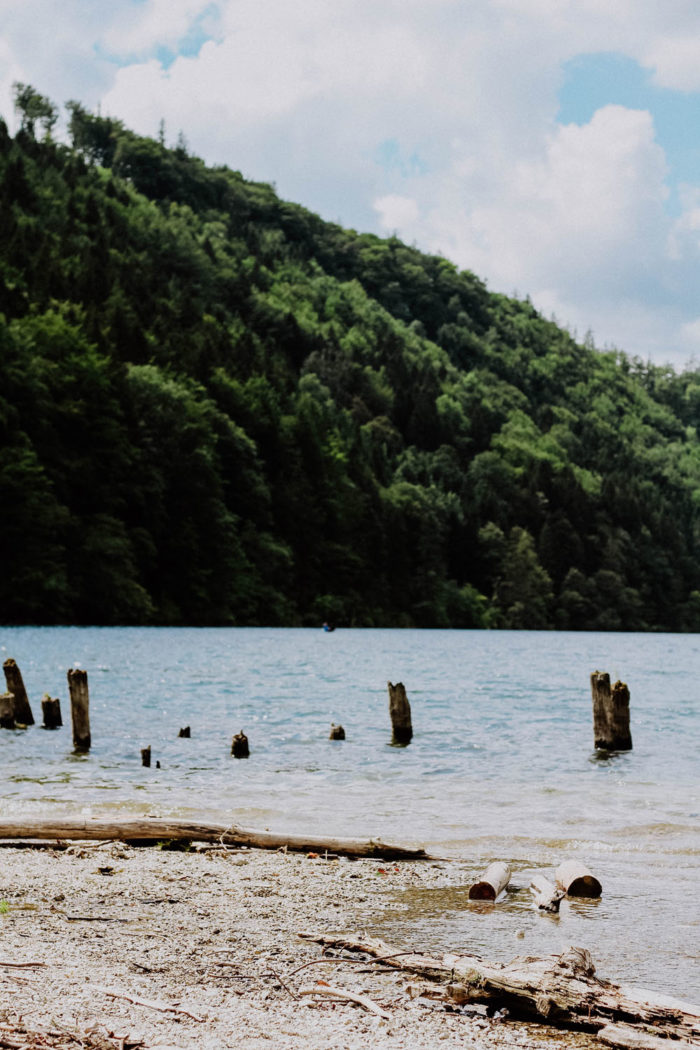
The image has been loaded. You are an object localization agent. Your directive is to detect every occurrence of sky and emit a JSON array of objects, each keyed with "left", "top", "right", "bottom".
[{"left": 3, "top": 0, "right": 700, "bottom": 367}]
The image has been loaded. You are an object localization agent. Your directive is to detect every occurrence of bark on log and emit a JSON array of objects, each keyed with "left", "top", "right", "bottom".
[
  {"left": 0, "top": 819, "right": 427, "bottom": 859},
  {"left": 67, "top": 668, "right": 90, "bottom": 750},
  {"left": 329, "top": 723, "right": 345, "bottom": 740},
  {"left": 3, "top": 659, "right": 34, "bottom": 725},
  {"left": 591, "top": 671, "right": 632, "bottom": 751},
  {"left": 0, "top": 693, "right": 15, "bottom": 729},
  {"left": 556, "top": 860, "right": 602, "bottom": 898},
  {"left": 41, "top": 694, "right": 62, "bottom": 729},
  {"left": 301, "top": 933, "right": 700, "bottom": 1043},
  {"left": 468, "top": 862, "right": 511, "bottom": 900},
  {"left": 530, "top": 874, "right": 565, "bottom": 912},
  {"left": 388, "top": 681, "right": 412, "bottom": 745}
]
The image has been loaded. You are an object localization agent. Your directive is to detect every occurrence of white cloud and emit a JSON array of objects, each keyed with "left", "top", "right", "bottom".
[{"left": 4, "top": 0, "right": 700, "bottom": 363}]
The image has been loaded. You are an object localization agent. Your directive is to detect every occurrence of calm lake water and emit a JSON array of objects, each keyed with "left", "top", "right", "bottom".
[{"left": 1, "top": 627, "right": 698, "bottom": 1000}]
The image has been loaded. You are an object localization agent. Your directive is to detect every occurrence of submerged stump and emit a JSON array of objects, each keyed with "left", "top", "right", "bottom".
[
  {"left": 0, "top": 692, "right": 15, "bottom": 729},
  {"left": 3, "top": 659, "right": 34, "bottom": 726},
  {"left": 141, "top": 746, "right": 151, "bottom": 768},
  {"left": 41, "top": 694, "right": 62, "bottom": 729},
  {"left": 591, "top": 671, "right": 632, "bottom": 751},
  {"left": 388, "top": 681, "right": 412, "bottom": 745},
  {"left": 67, "top": 668, "right": 91, "bottom": 751},
  {"left": 329, "top": 723, "right": 345, "bottom": 740},
  {"left": 231, "top": 731, "right": 249, "bottom": 758}
]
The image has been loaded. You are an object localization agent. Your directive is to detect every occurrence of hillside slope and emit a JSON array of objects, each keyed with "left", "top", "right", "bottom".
[{"left": 3, "top": 94, "right": 700, "bottom": 629}]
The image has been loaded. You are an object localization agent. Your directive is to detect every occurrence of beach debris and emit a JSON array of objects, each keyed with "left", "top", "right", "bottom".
[
  {"left": 231, "top": 730, "right": 250, "bottom": 758},
  {"left": 556, "top": 860, "right": 602, "bottom": 898},
  {"left": 591, "top": 671, "right": 632, "bottom": 751},
  {"left": 388, "top": 681, "right": 412, "bottom": 745},
  {"left": 301, "top": 932, "right": 700, "bottom": 1043},
  {"left": 0, "top": 818, "right": 428, "bottom": 858},
  {"left": 329, "top": 722, "right": 345, "bottom": 740},
  {"left": 67, "top": 667, "right": 91, "bottom": 750},
  {"left": 92, "top": 984, "right": 207, "bottom": 1021},
  {"left": 3, "top": 659, "right": 34, "bottom": 726},
  {"left": 41, "top": 693, "right": 63, "bottom": 728},
  {"left": 468, "top": 862, "right": 511, "bottom": 901},
  {"left": 529, "top": 873, "right": 565, "bottom": 912},
  {"left": 299, "top": 980, "right": 391, "bottom": 1019}
]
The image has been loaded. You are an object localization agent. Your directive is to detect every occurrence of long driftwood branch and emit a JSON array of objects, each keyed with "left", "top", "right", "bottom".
[
  {"left": 300, "top": 933, "right": 700, "bottom": 1046},
  {"left": 0, "top": 819, "right": 426, "bottom": 860}
]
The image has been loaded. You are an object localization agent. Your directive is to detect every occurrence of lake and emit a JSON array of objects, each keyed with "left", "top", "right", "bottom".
[{"left": 0, "top": 627, "right": 698, "bottom": 1000}]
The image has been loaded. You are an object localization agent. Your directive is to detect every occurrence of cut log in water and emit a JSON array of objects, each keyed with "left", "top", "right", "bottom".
[
  {"left": 468, "top": 861, "right": 510, "bottom": 900},
  {"left": 387, "top": 681, "right": 412, "bottom": 744},
  {"left": 67, "top": 668, "right": 90, "bottom": 750},
  {"left": 529, "top": 873, "right": 565, "bottom": 912},
  {"left": 3, "top": 659, "right": 34, "bottom": 726},
  {"left": 591, "top": 671, "right": 632, "bottom": 751},
  {"left": 300, "top": 933, "right": 700, "bottom": 1045},
  {"left": 40, "top": 694, "right": 62, "bottom": 729},
  {"left": 0, "top": 692, "right": 15, "bottom": 729},
  {"left": 0, "top": 818, "right": 427, "bottom": 859},
  {"left": 556, "top": 860, "right": 602, "bottom": 898}
]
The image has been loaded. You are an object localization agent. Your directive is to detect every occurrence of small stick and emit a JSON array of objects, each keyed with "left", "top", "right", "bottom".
[
  {"left": 92, "top": 985, "right": 206, "bottom": 1021},
  {"left": 299, "top": 981, "right": 391, "bottom": 1019},
  {"left": 0, "top": 960, "right": 47, "bottom": 968}
]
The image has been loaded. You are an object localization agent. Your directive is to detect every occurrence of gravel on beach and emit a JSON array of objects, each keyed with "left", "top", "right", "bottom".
[{"left": 0, "top": 842, "right": 600, "bottom": 1050}]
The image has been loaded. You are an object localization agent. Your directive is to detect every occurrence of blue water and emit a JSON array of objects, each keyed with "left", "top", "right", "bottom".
[{"left": 0, "top": 627, "right": 698, "bottom": 999}]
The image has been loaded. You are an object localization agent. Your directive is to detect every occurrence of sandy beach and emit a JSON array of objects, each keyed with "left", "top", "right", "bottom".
[{"left": 0, "top": 840, "right": 602, "bottom": 1050}]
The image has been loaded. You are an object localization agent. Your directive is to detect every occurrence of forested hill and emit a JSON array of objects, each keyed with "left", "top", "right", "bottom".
[{"left": 3, "top": 92, "right": 700, "bottom": 629}]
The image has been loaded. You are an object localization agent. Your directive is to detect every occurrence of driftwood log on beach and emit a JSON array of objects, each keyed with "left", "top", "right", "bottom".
[
  {"left": 301, "top": 933, "right": 700, "bottom": 1047},
  {"left": 0, "top": 818, "right": 427, "bottom": 859}
]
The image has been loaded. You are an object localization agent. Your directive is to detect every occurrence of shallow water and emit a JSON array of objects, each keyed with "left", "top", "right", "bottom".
[{"left": 0, "top": 627, "right": 698, "bottom": 999}]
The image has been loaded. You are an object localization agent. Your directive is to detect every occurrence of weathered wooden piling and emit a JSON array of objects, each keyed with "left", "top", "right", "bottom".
[
  {"left": 329, "top": 723, "right": 345, "bottom": 740},
  {"left": 231, "top": 731, "right": 249, "bottom": 758},
  {"left": 178, "top": 726, "right": 191, "bottom": 738},
  {"left": 41, "top": 694, "right": 62, "bottom": 729},
  {"left": 67, "top": 668, "right": 91, "bottom": 751},
  {"left": 141, "top": 746, "right": 151, "bottom": 768},
  {"left": 530, "top": 874, "right": 565, "bottom": 913},
  {"left": 468, "top": 862, "right": 511, "bottom": 901},
  {"left": 388, "top": 681, "right": 412, "bottom": 744},
  {"left": 0, "top": 693, "right": 15, "bottom": 729},
  {"left": 591, "top": 671, "right": 632, "bottom": 750},
  {"left": 3, "top": 659, "right": 34, "bottom": 726},
  {"left": 556, "top": 860, "right": 602, "bottom": 898}
]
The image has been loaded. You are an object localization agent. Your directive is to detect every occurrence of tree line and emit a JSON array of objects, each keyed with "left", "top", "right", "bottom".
[{"left": 3, "top": 85, "right": 700, "bottom": 629}]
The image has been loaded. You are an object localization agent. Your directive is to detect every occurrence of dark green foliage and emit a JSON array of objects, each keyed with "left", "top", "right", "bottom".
[{"left": 2, "top": 90, "right": 700, "bottom": 628}]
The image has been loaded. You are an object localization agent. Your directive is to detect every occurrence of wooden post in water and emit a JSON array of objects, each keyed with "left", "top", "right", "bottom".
[
  {"left": 178, "top": 726, "right": 191, "bottom": 738},
  {"left": 231, "top": 731, "right": 249, "bottom": 758},
  {"left": 591, "top": 671, "right": 632, "bottom": 750},
  {"left": 0, "top": 693, "right": 15, "bottom": 729},
  {"left": 388, "top": 681, "right": 412, "bottom": 745},
  {"left": 329, "top": 723, "right": 345, "bottom": 740},
  {"left": 468, "top": 862, "right": 511, "bottom": 901},
  {"left": 41, "top": 694, "right": 62, "bottom": 729},
  {"left": 556, "top": 860, "right": 602, "bottom": 898},
  {"left": 67, "top": 668, "right": 91, "bottom": 751},
  {"left": 3, "top": 659, "right": 34, "bottom": 726},
  {"left": 141, "top": 746, "right": 151, "bottom": 768}
]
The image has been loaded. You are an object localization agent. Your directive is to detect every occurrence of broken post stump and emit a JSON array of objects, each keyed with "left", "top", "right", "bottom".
[
  {"left": 329, "top": 723, "right": 345, "bottom": 740},
  {"left": 41, "top": 694, "right": 62, "bottom": 729},
  {"left": 178, "top": 726, "right": 191, "bottom": 738},
  {"left": 387, "top": 681, "right": 412, "bottom": 745},
  {"left": 141, "top": 746, "right": 151, "bottom": 768},
  {"left": 0, "top": 693, "right": 15, "bottom": 729},
  {"left": 591, "top": 671, "right": 632, "bottom": 751},
  {"left": 556, "top": 860, "right": 602, "bottom": 898},
  {"left": 530, "top": 874, "right": 565, "bottom": 913},
  {"left": 231, "top": 731, "right": 249, "bottom": 758},
  {"left": 3, "top": 659, "right": 34, "bottom": 726},
  {"left": 67, "top": 668, "right": 91, "bottom": 750},
  {"left": 468, "top": 861, "right": 511, "bottom": 900}
]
